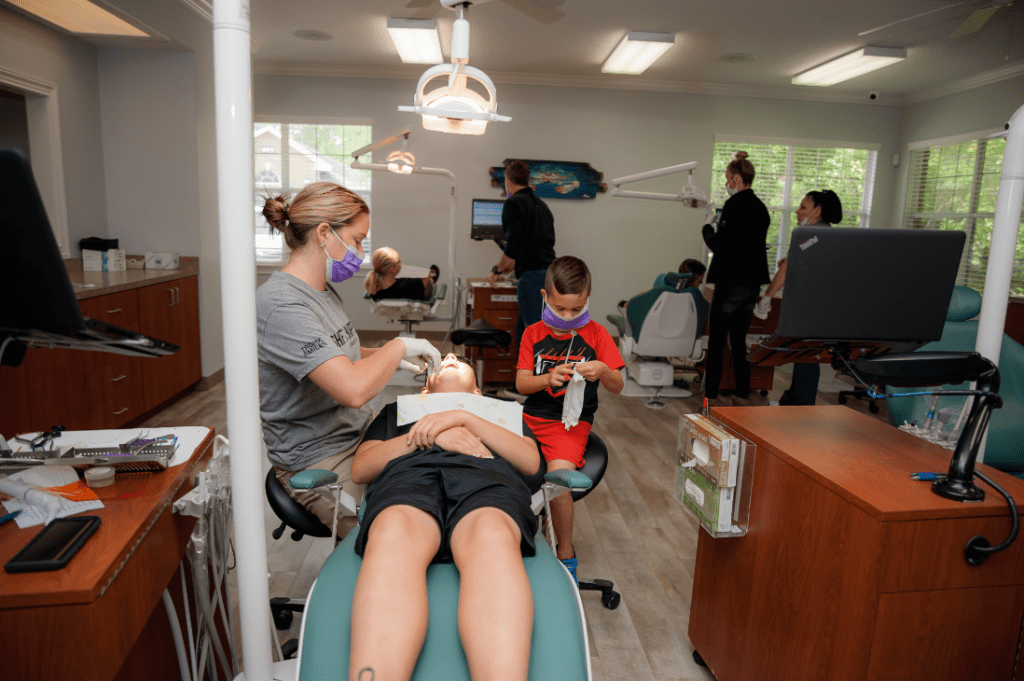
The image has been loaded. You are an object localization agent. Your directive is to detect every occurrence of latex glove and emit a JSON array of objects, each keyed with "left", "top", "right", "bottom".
[
  {"left": 705, "top": 208, "right": 720, "bottom": 226},
  {"left": 399, "top": 360, "right": 424, "bottom": 375},
  {"left": 753, "top": 296, "right": 772, "bottom": 320},
  {"left": 401, "top": 337, "right": 442, "bottom": 376}
]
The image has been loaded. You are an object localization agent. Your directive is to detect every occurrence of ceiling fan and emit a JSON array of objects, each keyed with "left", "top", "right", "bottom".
[
  {"left": 402, "top": 0, "right": 566, "bottom": 25},
  {"left": 859, "top": 0, "right": 1015, "bottom": 37}
]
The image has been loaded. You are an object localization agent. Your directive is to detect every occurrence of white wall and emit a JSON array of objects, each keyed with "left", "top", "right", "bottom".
[
  {"left": 255, "top": 74, "right": 903, "bottom": 333},
  {"left": 899, "top": 76, "right": 1024, "bottom": 147},
  {"left": 0, "top": 5, "right": 108, "bottom": 248}
]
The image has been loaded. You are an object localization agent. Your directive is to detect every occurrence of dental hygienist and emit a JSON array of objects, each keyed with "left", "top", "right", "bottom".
[{"left": 257, "top": 182, "right": 442, "bottom": 532}]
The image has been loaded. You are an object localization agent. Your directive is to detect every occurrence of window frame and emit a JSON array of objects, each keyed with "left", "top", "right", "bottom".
[{"left": 253, "top": 116, "right": 373, "bottom": 268}]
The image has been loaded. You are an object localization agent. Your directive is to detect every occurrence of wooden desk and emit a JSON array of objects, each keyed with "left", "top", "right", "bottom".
[
  {"left": 689, "top": 406, "right": 1024, "bottom": 681},
  {"left": 0, "top": 428, "right": 215, "bottom": 680},
  {"left": 465, "top": 278, "right": 519, "bottom": 386}
]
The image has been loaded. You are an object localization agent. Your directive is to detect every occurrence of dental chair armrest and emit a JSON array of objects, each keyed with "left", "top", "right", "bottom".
[
  {"left": 434, "top": 283, "right": 447, "bottom": 301},
  {"left": 545, "top": 469, "right": 592, "bottom": 491},
  {"left": 289, "top": 469, "right": 339, "bottom": 490},
  {"left": 606, "top": 314, "right": 626, "bottom": 338}
]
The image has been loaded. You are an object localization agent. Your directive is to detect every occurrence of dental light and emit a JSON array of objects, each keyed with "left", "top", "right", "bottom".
[
  {"left": 398, "top": 0, "right": 511, "bottom": 135},
  {"left": 385, "top": 134, "right": 416, "bottom": 174},
  {"left": 792, "top": 46, "right": 907, "bottom": 87}
]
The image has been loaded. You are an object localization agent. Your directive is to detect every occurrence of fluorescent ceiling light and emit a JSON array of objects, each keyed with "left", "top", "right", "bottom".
[
  {"left": 792, "top": 46, "right": 907, "bottom": 87},
  {"left": 387, "top": 18, "right": 443, "bottom": 65},
  {"left": 6, "top": 0, "right": 148, "bottom": 36},
  {"left": 602, "top": 31, "right": 675, "bottom": 75}
]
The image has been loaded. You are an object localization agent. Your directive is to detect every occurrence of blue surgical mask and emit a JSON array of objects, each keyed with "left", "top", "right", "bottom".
[
  {"left": 542, "top": 298, "right": 590, "bottom": 331},
  {"left": 322, "top": 229, "right": 363, "bottom": 283}
]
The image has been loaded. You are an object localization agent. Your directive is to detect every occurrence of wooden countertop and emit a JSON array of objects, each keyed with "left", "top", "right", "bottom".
[
  {"left": 711, "top": 404, "right": 1024, "bottom": 523},
  {"left": 65, "top": 256, "right": 199, "bottom": 301}
]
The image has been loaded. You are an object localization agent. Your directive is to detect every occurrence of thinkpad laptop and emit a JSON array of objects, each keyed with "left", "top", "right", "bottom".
[
  {"left": 0, "top": 148, "right": 179, "bottom": 359},
  {"left": 747, "top": 227, "right": 966, "bottom": 367}
]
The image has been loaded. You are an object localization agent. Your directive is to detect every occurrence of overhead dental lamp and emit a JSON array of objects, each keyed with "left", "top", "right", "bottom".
[{"left": 398, "top": 0, "right": 511, "bottom": 135}]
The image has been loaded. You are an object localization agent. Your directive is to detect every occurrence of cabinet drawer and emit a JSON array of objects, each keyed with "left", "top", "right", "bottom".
[
  {"left": 482, "top": 359, "right": 518, "bottom": 383},
  {"left": 82, "top": 362, "right": 140, "bottom": 403},
  {"left": 477, "top": 309, "right": 518, "bottom": 330},
  {"left": 83, "top": 393, "right": 145, "bottom": 430},
  {"left": 481, "top": 346, "right": 518, "bottom": 361},
  {"left": 78, "top": 290, "right": 139, "bottom": 326},
  {"left": 473, "top": 289, "right": 519, "bottom": 310}
]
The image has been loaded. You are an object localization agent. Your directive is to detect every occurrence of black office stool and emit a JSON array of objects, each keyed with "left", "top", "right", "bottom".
[
  {"left": 551, "top": 432, "right": 621, "bottom": 610},
  {"left": 451, "top": 318, "right": 513, "bottom": 391},
  {"left": 266, "top": 471, "right": 331, "bottom": 654}
]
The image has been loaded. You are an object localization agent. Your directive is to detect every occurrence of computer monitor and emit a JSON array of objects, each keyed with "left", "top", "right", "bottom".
[
  {"left": 749, "top": 227, "right": 966, "bottom": 365},
  {"left": 470, "top": 198, "right": 504, "bottom": 241}
]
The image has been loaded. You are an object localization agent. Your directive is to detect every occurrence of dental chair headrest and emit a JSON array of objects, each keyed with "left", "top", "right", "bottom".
[
  {"left": 946, "top": 285, "right": 982, "bottom": 322},
  {"left": 653, "top": 272, "right": 693, "bottom": 291}
]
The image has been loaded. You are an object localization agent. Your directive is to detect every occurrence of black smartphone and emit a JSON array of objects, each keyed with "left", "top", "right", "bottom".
[{"left": 4, "top": 516, "right": 101, "bottom": 573}]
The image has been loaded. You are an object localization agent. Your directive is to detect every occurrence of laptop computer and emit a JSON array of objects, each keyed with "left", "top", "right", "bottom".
[
  {"left": 0, "top": 148, "right": 179, "bottom": 360},
  {"left": 748, "top": 226, "right": 966, "bottom": 367}
]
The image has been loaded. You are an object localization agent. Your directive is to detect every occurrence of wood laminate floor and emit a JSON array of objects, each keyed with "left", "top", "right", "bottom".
[{"left": 141, "top": 363, "right": 887, "bottom": 680}]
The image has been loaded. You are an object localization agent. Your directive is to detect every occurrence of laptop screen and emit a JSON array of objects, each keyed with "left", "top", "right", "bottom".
[
  {"left": 775, "top": 227, "right": 966, "bottom": 343},
  {"left": 0, "top": 148, "right": 87, "bottom": 334}
]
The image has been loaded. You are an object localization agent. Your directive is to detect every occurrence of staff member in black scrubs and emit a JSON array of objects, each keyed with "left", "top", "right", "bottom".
[
  {"left": 487, "top": 160, "right": 556, "bottom": 345},
  {"left": 701, "top": 151, "right": 771, "bottom": 403}
]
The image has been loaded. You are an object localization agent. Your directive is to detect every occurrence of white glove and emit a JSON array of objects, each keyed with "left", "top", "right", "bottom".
[
  {"left": 399, "top": 360, "right": 424, "bottom": 375},
  {"left": 753, "top": 296, "right": 772, "bottom": 320},
  {"left": 705, "top": 208, "right": 720, "bottom": 226},
  {"left": 400, "top": 337, "right": 442, "bottom": 376}
]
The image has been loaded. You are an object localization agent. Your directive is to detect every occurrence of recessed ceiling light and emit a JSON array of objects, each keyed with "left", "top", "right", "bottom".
[
  {"left": 721, "top": 53, "right": 756, "bottom": 63},
  {"left": 602, "top": 31, "right": 676, "bottom": 75},
  {"left": 293, "top": 29, "right": 333, "bottom": 41},
  {"left": 387, "top": 18, "right": 443, "bottom": 64},
  {"left": 792, "top": 46, "right": 907, "bottom": 87},
  {"left": 6, "top": 0, "right": 148, "bottom": 36}
]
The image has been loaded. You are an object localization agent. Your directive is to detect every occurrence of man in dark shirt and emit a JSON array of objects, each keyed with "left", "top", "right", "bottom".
[{"left": 487, "top": 160, "right": 557, "bottom": 345}]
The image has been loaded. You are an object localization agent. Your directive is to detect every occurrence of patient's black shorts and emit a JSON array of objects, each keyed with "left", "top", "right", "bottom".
[{"left": 354, "top": 449, "right": 538, "bottom": 563}]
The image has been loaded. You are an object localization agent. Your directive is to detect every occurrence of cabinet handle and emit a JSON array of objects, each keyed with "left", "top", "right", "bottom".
[
  {"left": 174, "top": 286, "right": 180, "bottom": 306},
  {"left": 498, "top": 316, "right": 514, "bottom": 321},
  {"left": 113, "top": 407, "right": 128, "bottom": 415},
  {"left": 106, "top": 308, "right": 122, "bottom": 314},
  {"left": 111, "top": 374, "right": 127, "bottom": 382},
  {"left": 497, "top": 369, "right": 512, "bottom": 374},
  {"left": 168, "top": 288, "right": 175, "bottom": 306}
]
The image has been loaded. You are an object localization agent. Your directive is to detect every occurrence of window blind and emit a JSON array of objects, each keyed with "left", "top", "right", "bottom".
[
  {"left": 253, "top": 122, "right": 373, "bottom": 265},
  {"left": 711, "top": 139, "right": 878, "bottom": 268},
  {"left": 902, "top": 135, "right": 1023, "bottom": 295}
]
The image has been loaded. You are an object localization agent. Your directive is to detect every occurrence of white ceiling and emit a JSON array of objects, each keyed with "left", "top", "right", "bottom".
[{"left": 243, "top": 0, "right": 1024, "bottom": 103}]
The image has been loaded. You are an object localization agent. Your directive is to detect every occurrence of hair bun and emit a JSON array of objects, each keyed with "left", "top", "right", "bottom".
[{"left": 734, "top": 151, "right": 748, "bottom": 161}]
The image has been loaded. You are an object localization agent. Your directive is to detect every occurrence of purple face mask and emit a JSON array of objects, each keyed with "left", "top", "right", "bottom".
[
  {"left": 322, "top": 229, "right": 363, "bottom": 283},
  {"left": 542, "top": 299, "right": 590, "bottom": 331}
]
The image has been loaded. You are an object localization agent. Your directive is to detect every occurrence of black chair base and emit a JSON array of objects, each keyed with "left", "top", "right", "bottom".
[{"left": 579, "top": 578, "right": 621, "bottom": 609}]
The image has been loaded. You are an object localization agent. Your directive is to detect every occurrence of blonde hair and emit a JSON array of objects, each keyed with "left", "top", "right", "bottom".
[
  {"left": 365, "top": 246, "right": 401, "bottom": 294},
  {"left": 262, "top": 182, "right": 368, "bottom": 250},
  {"left": 726, "top": 151, "right": 756, "bottom": 186}
]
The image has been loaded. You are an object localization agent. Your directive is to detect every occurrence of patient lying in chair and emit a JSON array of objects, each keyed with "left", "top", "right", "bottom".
[
  {"left": 349, "top": 353, "right": 546, "bottom": 681},
  {"left": 365, "top": 246, "right": 440, "bottom": 302}
]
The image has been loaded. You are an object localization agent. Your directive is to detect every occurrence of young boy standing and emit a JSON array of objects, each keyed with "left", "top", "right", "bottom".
[{"left": 515, "top": 256, "right": 625, "bottom": 582}]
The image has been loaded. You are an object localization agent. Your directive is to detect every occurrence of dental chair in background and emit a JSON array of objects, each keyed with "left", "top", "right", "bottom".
[
  {"left": 607, "top": 272, "right": 709, "bottom": 408},
  {"left": 365, "top": 283, "right": 448, "bottom": 335}
]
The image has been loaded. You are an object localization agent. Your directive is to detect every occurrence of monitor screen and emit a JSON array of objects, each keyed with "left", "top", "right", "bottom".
[
  {"left": 471, "top": 199, "right": 504, "bottom": 241},
  {"left": 776, "top": 227, "right": 966, "bottom": 343}
]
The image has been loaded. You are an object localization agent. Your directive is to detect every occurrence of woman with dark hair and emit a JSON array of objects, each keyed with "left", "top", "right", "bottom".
[
  {"left": 755, "top": 189, "right": 844, "bottom": 406},
  {"left": 701, "top": 151, "right": 772, "bottom": 404}
]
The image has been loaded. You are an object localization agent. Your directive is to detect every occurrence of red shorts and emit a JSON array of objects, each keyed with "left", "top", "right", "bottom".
[{"left": 523, "top": 414, "right": 592, "bottom": 468}]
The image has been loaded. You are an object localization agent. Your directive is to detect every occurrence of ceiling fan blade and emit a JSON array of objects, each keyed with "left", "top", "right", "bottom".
[
  {"left": 952, "top": 5, "right": 1001, "bottom": 35},
  {"left": 500, "top": 0, "right": 566, "bottom": 24},
  {"left": 859, "top": 1, "right": 971, "bottom": 36}
]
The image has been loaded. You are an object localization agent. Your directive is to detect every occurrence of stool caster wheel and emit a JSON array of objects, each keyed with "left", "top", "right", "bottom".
[
  {"left": 838, "top": 394, "right": 848, "bottom": 404},
  {"left": 692, "top": 649, "right": 706, "bottom": 667},
  {"left": 760, "top": 389, "right": 768, "bottom": 397},
  {"left": 869, "top": 403, "right": 880, "bottom": 414},
  {"left": 273, "top": 608, "right": 294, "bottom": 630},
  {"left": 601, "top": 590, "right": 621, "bottom": 609}
]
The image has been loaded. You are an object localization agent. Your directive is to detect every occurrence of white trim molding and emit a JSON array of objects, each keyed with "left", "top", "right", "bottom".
[
  {"left": 715, "top": 133, "right": 881, "bottom": 152},
  {"left": 0, "top": 68, "right": 70, "bottom": 257},
  {"left": 908, "top": 127, "right": 1008, "bottom": 151}
]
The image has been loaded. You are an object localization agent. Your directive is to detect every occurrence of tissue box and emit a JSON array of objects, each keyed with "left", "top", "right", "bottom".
[
  {"left": 681, "top": 466, "right": 736, "bottom": 534},
  {"left": 83, "top": 249, "right": 104, "bottom": 272},
  {"left": 145, "top": 252, "right": 180, "bottom": 270},
  {"left": 679, "top": 413, "right": 741, "bottom": 487}
]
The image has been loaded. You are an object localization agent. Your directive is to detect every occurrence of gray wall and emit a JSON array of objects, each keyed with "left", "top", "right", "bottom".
[
  {"left": 0, "top": 90, "right": 30, "bottom": 156},
  {"left": 900, "top": 76, "right": 1024, "bottom": 147},
  {"left": 255, "top": 74, "right": 903, "bottom": 332},
  {"left": 0, "top": 5, "right": 108, "bottom": 247}
]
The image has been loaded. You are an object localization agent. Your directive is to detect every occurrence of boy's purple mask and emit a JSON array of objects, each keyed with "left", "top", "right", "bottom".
[{"left": 541, "top": 299, "right": 590, "bottom": 331}]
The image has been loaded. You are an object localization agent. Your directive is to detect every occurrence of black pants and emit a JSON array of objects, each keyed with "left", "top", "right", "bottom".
[
  {"left": 779, "top": 362, "right": 821, "bottom": 406},
  {"left": 515, "top": 269, "right": 547, "bottom": 346},
  {"left": 704, "top": 284, "right": 759, "bottom": 398}
]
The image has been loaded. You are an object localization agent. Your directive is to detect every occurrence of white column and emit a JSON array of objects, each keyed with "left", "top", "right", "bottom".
[
  {"left": 213, "top": 1, "right": 272, "bottom": 679},
  {"left": 974, "top": 102, "right": 1024, "bottom": 463}
]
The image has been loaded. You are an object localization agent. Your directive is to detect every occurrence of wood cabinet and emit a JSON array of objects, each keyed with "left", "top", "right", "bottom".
[
  {"left": 466, "top": 281, "right": 519, "bottom": 386},
  {"left": 0, "top": 275, "right": 202, "bottom": 436}
]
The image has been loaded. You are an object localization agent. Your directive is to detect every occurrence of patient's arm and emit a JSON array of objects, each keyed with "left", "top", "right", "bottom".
[
  {"left": 351, "top": 435, "right": 417, "bottom": 485},
  {"left": 407, "top": 411, "right": 541, "bottom": 476},
  {"left": 763, "top": 257, "right": 787, "bottom": 298}
]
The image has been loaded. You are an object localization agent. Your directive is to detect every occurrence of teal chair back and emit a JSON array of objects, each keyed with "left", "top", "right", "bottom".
[{"left": 886, "top": 286, "right": 1024, "bottom": 475}]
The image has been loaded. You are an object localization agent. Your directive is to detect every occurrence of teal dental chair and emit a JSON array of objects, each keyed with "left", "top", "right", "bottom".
[
  {"left": 886, "top": 286, "right": 1024, "bottom": 478},
  {"left": 268, "top": 434, "right": 616, "bottom": 679}
]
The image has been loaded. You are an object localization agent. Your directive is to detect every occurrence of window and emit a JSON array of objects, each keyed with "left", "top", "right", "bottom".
[
  {"left": 711, "top": 137, "right": 879, "bottom": 267},
  {"left": 253, "top": 121, "right": 373, "bottom": 264},
  {"left": 902, "top": 133, "right": 1024, "bottom": 295}
]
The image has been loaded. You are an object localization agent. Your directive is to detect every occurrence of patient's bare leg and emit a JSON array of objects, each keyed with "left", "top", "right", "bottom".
[
  {"left": 350, "top": 505, "right": 441, "bottom": 681},
  {"left": 450, "top": 507, "right": 532, "bottom": 681}
]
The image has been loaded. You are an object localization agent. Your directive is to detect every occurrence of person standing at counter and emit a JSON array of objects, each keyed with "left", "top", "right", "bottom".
[
  {"left": 258, "top": 182, "right": 442, "bottom": 529},
  {"left": 487, "top": 160, "right": 557, "bottom": 346},
  {"left": 701, "top": 151, "right": 771, "bottom": 403}
]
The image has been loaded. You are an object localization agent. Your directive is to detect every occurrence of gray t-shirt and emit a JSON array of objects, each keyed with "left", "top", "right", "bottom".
[{"left": 257, "top": 271, "right": 373, "bottom": 471}]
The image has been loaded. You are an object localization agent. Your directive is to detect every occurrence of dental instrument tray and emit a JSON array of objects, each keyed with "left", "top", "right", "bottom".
[{"left": 0, "top": 443, "right": 174, "bottom": 471}]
